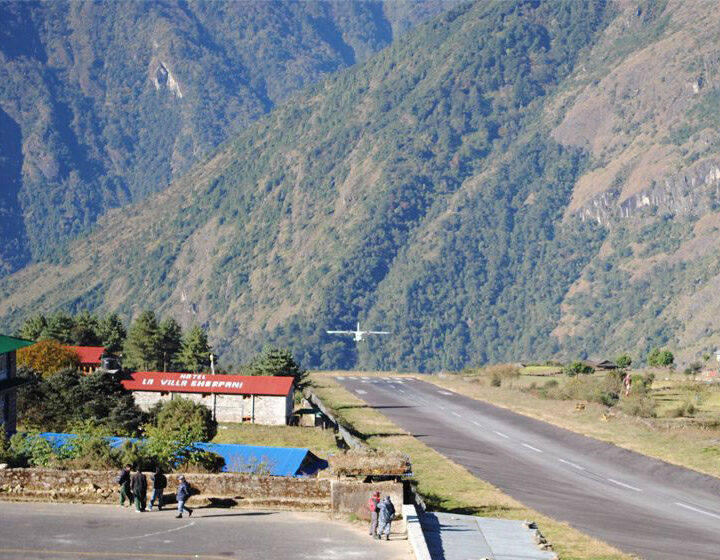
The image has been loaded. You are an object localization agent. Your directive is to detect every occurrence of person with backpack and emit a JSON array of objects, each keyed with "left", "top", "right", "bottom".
[
  {"left": 116, "top": 464, "right": 132, "bottom": 507},
  {"left": 175, "top": 475, "right": 193, "bottom": 519},
  {"left": 367, "top": 491, "right": 380, "bottom": 537},
  {"left": 149, "top": 467, "right": 167, "bottom": 511},
  {"left": 130, "top": 467, "right": 148, "bottom": 513},
  {"left": 375, "top": 496, "right": 396, "bottom": 540}
]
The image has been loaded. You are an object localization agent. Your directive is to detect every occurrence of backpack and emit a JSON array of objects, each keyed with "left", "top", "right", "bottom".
[{"left": 386, "top": 500, "right": 395, "bottom": 517}]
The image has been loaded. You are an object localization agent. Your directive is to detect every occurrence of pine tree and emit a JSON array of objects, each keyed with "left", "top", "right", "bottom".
[
  {"left": 19, "top": 314, "right": 47, "bottom": 341},
  {"left": 72, "top": 311, "right": 101, "bottom": 346},
  {"left": 98, "top": 313, "right": 127, "bottom": 354},
  {"left": 158, "top": 317, "right": 183, "bottom": 372},
  {"left": 246, "top": 346, "right": 306, "bottom": 388},
  {"left": 178, "top": 326, "right": 211, "bottom": 373},
  {"left": 124, "top": 310, "right": 160, "bottom": 371},
  {"left": 41, "top": 312, "right": 75, "bottom": 343}
]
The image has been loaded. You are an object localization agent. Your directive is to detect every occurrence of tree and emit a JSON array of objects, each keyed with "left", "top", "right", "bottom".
[
  {"left": 41, "top": 312, "right": 75, "bottom": 343},
  {"left": 615, "top": 354, "right": 632, "bottom": 369},
  {"left": 17, "top": 340, "right": 80, "bottom": 377},
  {"left": 154, "top": 397, "right": 216, "bottom": 441},
  {"left": 157, "top": 317, "right": 183, "bottom": 372},
  {"left": 178, "top": 326, "right": 211, "bottom": 373},
  {"left": 71, "top": 311, "right": 101, "bottom": 346},
  {"left": 648, "top": 348, "right": 674, "bottom": 368},
  {"left": 19, "top": 314, "right": 47, "bottom": 341},
  {"left": 16, "top": 367, "right": 142, "bottom": 435},
  {"left": 98, "top": 313, "right": 127, "bottom": 354},
  {"left": 245, "top": 346, "right": 307, "bottom": 388},
  {"left": 124, "top": 310, "right": 160, "bottom": 371}
]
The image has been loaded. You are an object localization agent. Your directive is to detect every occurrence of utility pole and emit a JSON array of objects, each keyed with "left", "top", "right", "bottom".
[{"left": 210, "top": 352, "right": 216, "bottom": 421}]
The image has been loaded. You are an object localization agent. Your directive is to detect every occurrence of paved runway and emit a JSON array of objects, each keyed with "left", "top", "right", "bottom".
[
  {"left": 335, "top": 375, "right": 720, "bottom": 560},
  {"left": 0, "top": 501, "right": 411, "bottom": 560}
]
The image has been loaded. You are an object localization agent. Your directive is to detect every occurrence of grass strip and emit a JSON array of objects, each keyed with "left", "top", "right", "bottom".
[
  {"left": 310, "top": 372, "right": 636, "bottom": 560},
  {"left": 212, "top": 422, "right": 339, "bottom": 456}
]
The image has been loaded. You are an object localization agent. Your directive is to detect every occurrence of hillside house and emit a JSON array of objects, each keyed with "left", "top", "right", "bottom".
[
  {"left": 121, "top": 372, "right": 295, "bottom": 425},
  {"left": 64, "top": 346, "right": 105, "bottom": 374},
  {"left": 0, "top": 335, "right": 35, "bottom": 436}
]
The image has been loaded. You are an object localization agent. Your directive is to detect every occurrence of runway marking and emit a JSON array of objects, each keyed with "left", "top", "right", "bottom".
[
  {"left": 355, "top": 389, "right": 367, "bottom": 395},
  {"left": 521, "top": 443, "right": 543, "bottom": 453},
  {"left": 471, "top": 421, "right": 483, "bottom": 427},
  {"left": 451, "top": 411, "right": 461, "bottom": 417},
  {"left": 336, "top": 376, "right": 345, "bottom": 380},
  {"left": 493, "top": 431, "right": 510, "bottom": 439},
  {"left": 397, "top": 389, "right": 406, "bottom": 394},
  {"left": 119, "top": 521, "right": 195, "bottom": 541},
  {"left": 558, "top": 458, "right": 585, "bottom": 470},
  {"left": 360, "top": 379, "right": 368, "bottom": 383},
  {"left": 607, "top": 478, "right": 642, "bottom": 492},
  {"left": 674, "top": 502, "right": 720, "bottom": 520},
  {"left": 0, "top": 547, "right": 229, "bottom": 559},
  {"left": 361, "top": 376, "right": 370, "bottom": 380},
  {"left": 438, "top": 391, "right": 453, "bottom": 396}
]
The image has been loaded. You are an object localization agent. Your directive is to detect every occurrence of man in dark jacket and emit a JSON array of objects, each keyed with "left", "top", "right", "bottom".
[
  {"left": 149, "top": 467, "right": 167, "bottom": 511},
  {"left": 130, "top": 467, "right": 147, "bottom": 513},
  {"left": 376, "top": 496, "right": 395, "bottom": 540},
  {"left": 175, "top": 475, "right": 193, "bottom": 519},
  {"left": 117, "top": 464, "right": 132, "bottom": 507}
]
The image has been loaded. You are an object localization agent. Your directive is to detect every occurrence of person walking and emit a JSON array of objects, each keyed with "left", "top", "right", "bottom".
[
  {"left": 117, "top": 464, "right": 132, "bottom": 507},
  {"left": 367, "top": 491, "right": 380, "bottom": 537},
  {"left": 149, "top": 467, "right": 167, "bottom": 511},
  {"left": 375, "top": 496, "right": 395, "bottom": 540},
  {"left": 130, "top": 467, "right": 148, "bottom": 513},
  {"left": 175, "top": 475, "right": 193, "bottom": 519}
]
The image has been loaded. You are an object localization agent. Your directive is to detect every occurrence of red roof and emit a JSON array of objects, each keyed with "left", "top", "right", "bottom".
[
  {"left": 65, "top": 346, "right": 105, "bottom": 365},
  {"left": 121, "top": 372, "right": 294, "bottom": 396}
]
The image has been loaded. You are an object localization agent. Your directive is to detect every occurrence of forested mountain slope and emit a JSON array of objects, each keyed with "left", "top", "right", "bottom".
[
  {"left": 0, "top": 0, "right": 454, "bottom": 274},
  {"left": 2, "top": 0, "right": 720, "bottom": 372}
]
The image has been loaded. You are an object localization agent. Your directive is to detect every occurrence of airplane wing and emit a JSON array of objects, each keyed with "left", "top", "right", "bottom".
[
  {"left": 367, "top": 331, "right": 391, "bottom": 335},
  {"left": 326, "top": 330, "right": 354, "bottom": 334}
]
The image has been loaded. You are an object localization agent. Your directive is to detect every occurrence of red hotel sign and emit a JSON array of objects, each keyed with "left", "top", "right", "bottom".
[{"left": 121, "top": 372, "right": 294, "bottom": 396}]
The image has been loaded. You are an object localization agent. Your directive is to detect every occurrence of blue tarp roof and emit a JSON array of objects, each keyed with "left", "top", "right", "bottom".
[{"left": 37, "top": 433, "right": 327, "bottom": 477}]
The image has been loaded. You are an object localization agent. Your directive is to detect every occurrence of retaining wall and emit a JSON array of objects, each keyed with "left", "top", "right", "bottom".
[{"left": 0, "top": 468, "right": 402, "bottom": 516}]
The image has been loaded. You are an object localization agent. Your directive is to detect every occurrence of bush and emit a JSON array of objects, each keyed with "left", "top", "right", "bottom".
[
  {"left": 328, "top": 449, "right": 410, "bottom": 476},
  {"left": 618, "top": 394, "right": 657, "bottom": 417},
  {"left": 9, "top": 432, "right": 58, "bottom": 468},
  {"left": 479, "top": 364, "right": 520, "bottom": 388},
  {"left": 564, "top": 361, "right": 594, "bottom": 376},
  {"left": 153, "top": 398, "right": 217, "bottom": 442},
  {"left": 179, "top": 450, "right": 226, "bottom": 473}
]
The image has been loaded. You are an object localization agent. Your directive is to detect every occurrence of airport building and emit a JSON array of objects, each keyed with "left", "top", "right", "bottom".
[
  {"left": 121, "top": 371, "right": 295, "bottom": 425},
  {"left": 0, "top": 335, "right": 35, "bottom": 436}
]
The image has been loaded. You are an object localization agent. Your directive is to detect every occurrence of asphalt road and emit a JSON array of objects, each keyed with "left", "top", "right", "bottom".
[
  {"left": 335, "top": 375, "right": 720, "bottom": 560},
  {"left": 0, "top": 501, "right": 411, "bottom": 560}
]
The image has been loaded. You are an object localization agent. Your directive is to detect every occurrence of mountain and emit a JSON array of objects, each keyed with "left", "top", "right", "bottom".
[
  {"left": 3, "top": 0, "right": 720, "bottom": 372},
  {"left": 0, "top": 0, "right": 456, "bottom": 274}
]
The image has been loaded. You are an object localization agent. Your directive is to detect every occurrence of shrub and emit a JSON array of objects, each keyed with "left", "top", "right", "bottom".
[
  {"left": 564, "top": 361, "right": 594, "bottom": 376},
  {"left": 9, "top": 432, "right": 58, "bottom": 468},
  {"left": 153, "top": 397, "right": 217, "bottom": 442},
  {"left": 618, "top": 394, "right": 657, "bottom": 417},
  {"left": 180, "top": 450, "right": 226, "bottom": 473}
]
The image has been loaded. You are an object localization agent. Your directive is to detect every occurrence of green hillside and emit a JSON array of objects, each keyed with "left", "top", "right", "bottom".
[
  {"left": 0, "top": 0, "right": 454, "bottom": 274},
  {"left": 3, "top": 0, "right": 720, "bottom": 372}
]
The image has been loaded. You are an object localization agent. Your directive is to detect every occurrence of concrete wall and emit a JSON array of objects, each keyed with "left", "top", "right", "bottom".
[
  {"left": 0, "top": 468, "right": 404, "bottom": 517},
  {"left": 132, "top": 391, "right": 292, "bottom": 425}
]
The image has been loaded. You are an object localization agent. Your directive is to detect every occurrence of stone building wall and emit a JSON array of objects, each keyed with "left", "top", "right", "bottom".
[{"left": 132, "top": 391, "right": 292, "bottom": 425}]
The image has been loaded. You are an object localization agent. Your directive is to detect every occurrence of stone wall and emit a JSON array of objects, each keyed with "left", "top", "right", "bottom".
[
  {"left": 0, "top": 468, "right": 403, "bottom": 517},
  {"left": 132, "top": 391, "right": 292, "bottom": 425}
]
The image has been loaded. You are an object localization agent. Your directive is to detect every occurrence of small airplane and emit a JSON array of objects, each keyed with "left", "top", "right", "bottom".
[{"left": 326, "top": 322, "right": 390, "bottom": 342}]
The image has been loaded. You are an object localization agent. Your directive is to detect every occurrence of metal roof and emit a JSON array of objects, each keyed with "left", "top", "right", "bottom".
[
  {"left": 64, "top": 346, "right": 105, "bottom": 365},
  {"left": 38, "top": 433, "right": 326, "bottom": 477},
  {"left": 121, "top": 372, "right": 294, "bottom": 396},
  {"left": 0, "top": 334, "right": 35, "bottom": 354}
]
